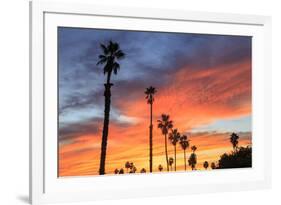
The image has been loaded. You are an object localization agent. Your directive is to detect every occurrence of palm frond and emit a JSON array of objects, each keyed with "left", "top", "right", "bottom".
[{"left": 100, "top": 44, "right": 108, "bottom": 55}]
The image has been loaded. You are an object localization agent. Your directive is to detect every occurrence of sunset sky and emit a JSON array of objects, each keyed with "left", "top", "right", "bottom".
[{"left": 58, "top": 27, "right": 252, "bottom": 176}]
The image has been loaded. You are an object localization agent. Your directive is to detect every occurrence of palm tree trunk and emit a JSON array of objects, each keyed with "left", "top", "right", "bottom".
[
  {"left": 174, "top": 145, "right": 176, "bottom": 171},
  {"left": 184, "top": 149, "right": 186, "bottom": 171},
  {"left": 164, "top": 134, "right": 169, "bottom": 171},
  {"left": 149, "top": 103, "right": 153, "bottom": 173},
  {"left": 99, "top": 72, "right": 113, "bottom": 175}
]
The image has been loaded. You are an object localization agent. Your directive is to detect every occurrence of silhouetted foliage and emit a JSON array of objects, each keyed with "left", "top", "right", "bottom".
[
  {"left": 211, "top": 162, "right": 216, "bottom": 169},
  {"left": 129, "top": 165, "right": 137, "bottom": 173},
  {"left": 140, "top": 168, "right": 146, "bottom": 173},
  {"left": 97, "top": 41, "right": 125, "bottom": 175},
  {"left": 217, "top": 146, "right": 252, "bottom": 169},
  {"left": 114, "top": 168, "right": 119, "bottom": 174},
  {"left": 145, "top": 86, "right": 157, "bottom": 173},
  {"left": 158, "top": 164, "right": 163, "bottom": 172},
  {"left": 125, "top": 161, "right": 131, "bottom": 173},
  {"left": 168, "top": 157, "right": 174, "bottom": 171},
  {"left": 188, "top": 153, "right": 197, "bottom": 170},
  {"left": 119, "top": 168, "right": 124, "bottom": 174},
  {"left": 157, "top": 114, "right": 173, "bottom": 171},
  {"left": 203, "top": 161, "right": 209, "bottom": 170},
  {"left": 230, "top": 133, "right": 239, "bottom": 151}
]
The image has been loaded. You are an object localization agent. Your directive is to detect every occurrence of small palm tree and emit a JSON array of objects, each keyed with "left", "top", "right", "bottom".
[
  {"left": 158, "top": 164, "right": 163, "bottom": 172},
  {"left": 169, "top": 129, "right": 181, "bottom": 171},
  {"left": 168, "top": 157, "right": 174, "bottom": 171},
  {"left": 145, "top": 86, "right": 157, "bottom": 173},
  {"left": 125, "top": 161, "right": 131, "bottom": 173},
  {"left": 140, "top": 168, "right": 146, "bottom": 173},
  {"left": 157, "top": 114, "right": 173, "bottom": 171},
  {"left": 230, "top": 133, "right": 239, "bottom": 151},
  {"left": 97, "top": 41, "right": 125, "bottom": 175},
  {"left": 119, "top": 168, "right": 124, "bottom": 174},
  {"left": 203, "top": 161, "right": 209, "bottom": 170},
  {"left": 114, "top": 168, "right": 119, "bottom": 174},
  {"left": 179, "top": 135, "right": 189, "bottom": 171},
  {"left": 130, "top": 165, "right": 137, "bottom": 173},
  {"left": 188, "top": 153, "right": 197, "bottom": 170},
  {"left": 211, "top": 162, "right": 216, "bottom": 169}
]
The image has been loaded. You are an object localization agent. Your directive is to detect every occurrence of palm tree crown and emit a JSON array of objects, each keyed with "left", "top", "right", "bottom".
[
  {"left": 157, "top": 114, "right": 173, "bottom": 135},
  {"left": 179, "top": 135, "right": 189, "bottom": 150},
  {"left": 169, "top": 129, "right": 181, "bottom": 146},
  {"left": 168, "top": 157, "right": 174, "bottom": 167},
  {"left": 230, "top": 133, "right": 239, "bottom": 150},
  {"left": 203, "top": 161, "right": 209, "bottom": 170},
  {"left": 97, "top": 41, "right": 125, "bottom": 77},
  {"left": 145, "top": 86, "right": 157, "bottom": 104},
  {"left": 158, "top": 164, "right": 163, "bottom": 172}
]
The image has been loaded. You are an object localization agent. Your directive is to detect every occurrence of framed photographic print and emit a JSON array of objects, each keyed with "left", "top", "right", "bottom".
[{"left": 30, "top": 1, "right": 272, "bottom": 204}]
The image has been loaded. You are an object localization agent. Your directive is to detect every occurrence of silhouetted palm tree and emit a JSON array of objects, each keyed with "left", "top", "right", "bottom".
[
  {"left": 179, "top": 135, "right": 189, "bottom": 171},
  {"left": 158, "top": 164, "right": 163, "bottom": 172},
  {"left": 114, "top": 168, "right": 119, "bottom": 174},
  {"left": 97, "top": 41, "right": 125, "bottom": 175},
  {"left": 125, "top": 161, "right": 131, "bottom": 173},
  {"left": 157, "top": 114, "right": 173, "bottom": 171},
  {"left": 140, "top": 168, "right": 146, "bottom": 173},
  {"left": 169, "top": 129, "right": 180, "bottom": 171},
  {"left": 230, "top": 133, "right": 239, "bottom": 151},
  {"left": 168, "top": 157, "right": 174, "bottom": 171},
  {"left": 188, "top": 153, "right": 197, "bottom": 170},
  {"left": 119, "top": 168, "right": 124, "bottom": 174},
  {"left": 211, "top": 162, "right": 216, "bottom": 169},
  {"left": 203, "top": 161, "right": 209, "bottom": 170},
  {"left": 145, "top": 86, "right": 157, "bottom": 173}
]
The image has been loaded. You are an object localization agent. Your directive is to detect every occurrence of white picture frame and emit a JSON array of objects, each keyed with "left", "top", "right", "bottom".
[{"left": 30, "top": 1, "right": 272, "bottom": 204}]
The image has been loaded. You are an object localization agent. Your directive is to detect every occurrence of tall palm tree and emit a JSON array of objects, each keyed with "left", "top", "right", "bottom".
[
  {"left": 157, "top": 114, "right": 173, "bottom": 171},
  {"left": 179, "top": 135, "right": 189, "bottom": 171},
  {"left": 97, "top": 41, "right": 125, "bottom": 175},
  {"left": 145, "top": 86, "right": 157, "bottom": 173},
  {"left": 168, "top": 157, "right": 174, "bottom": 171},
  {"left": 158, "top": 164, "right": 163, "bottom": 172},
  {"left": 230, "top": 133, "right": 239, "bottom": 151},
  {"left": 169, "top": 129, "right": 181, "bottom": 171},
  {"left": 203, "top": 161, "right": 209, "bottom": 170}
]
